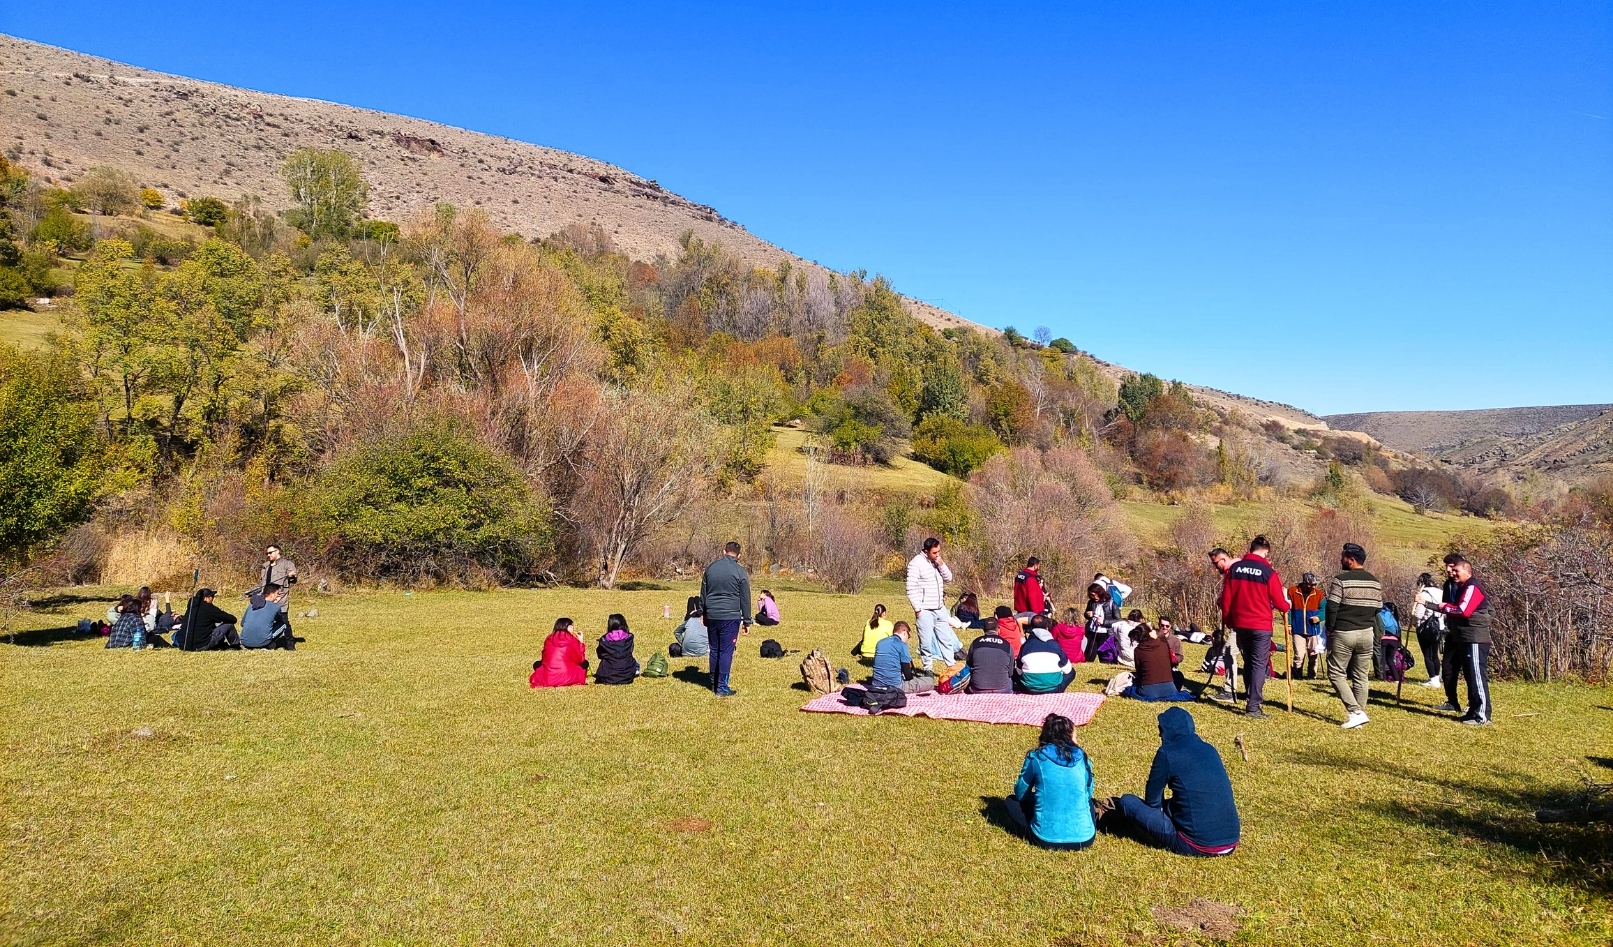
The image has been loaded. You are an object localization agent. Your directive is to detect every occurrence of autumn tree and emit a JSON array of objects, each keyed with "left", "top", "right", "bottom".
[{"left": 282, "top": 148, "right": 368, "bottom": 239}]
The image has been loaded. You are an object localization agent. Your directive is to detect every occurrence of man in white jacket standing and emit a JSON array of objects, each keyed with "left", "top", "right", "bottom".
[{"left": 906, "top": 537, "right": 963, "bottom": 671}]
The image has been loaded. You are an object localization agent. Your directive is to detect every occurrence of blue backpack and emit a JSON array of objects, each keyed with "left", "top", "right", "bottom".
[
  {"left": 1378, "top": 604, "right": 1400, "bottom": 637},
  {"left": 1108, "top": 585, "right": 1124, "bottom": 609}
]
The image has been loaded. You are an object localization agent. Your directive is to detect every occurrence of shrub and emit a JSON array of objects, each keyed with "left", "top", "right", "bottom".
[
  {"left": 813, "top": 504, "right": 881, "bottom": 592},
  {"left": 139, "top": 188, "right": 165, "bottom": 210},
  {"left": 352, "top": 220, "right": 400, "bottom": 243},
  {"left": 0, "top": 345, "right": 106, "bottom": 563},
  {"left": 71, "top": 166, "right": 140, "bottom": 216},
  {"left": 182, "top": 196, "right": 229, "bottom": 227},
  {"left": 307, "top": 424, "right": 550, "bottom": 584},
  {"left": 1465, "top": 525, "right": 1613, "bottom": 681},
  {"left": 1048, "top": 337, "right": 1077, "bottom": 355},
  {"left": 911, "top": 416, "right": 1002, "bottom": 477},
  {"left": 31, "top": 205, "right": 92, "bottom": 253}
]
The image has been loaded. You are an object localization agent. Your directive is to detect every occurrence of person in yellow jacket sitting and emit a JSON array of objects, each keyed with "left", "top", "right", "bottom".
[{"left": 853, "top": 603, "right": 895, "bottom": 661}]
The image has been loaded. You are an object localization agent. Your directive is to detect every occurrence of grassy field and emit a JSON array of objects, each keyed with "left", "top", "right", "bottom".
[
  {"left": 4, "top": 582, "right": 1609, "bottom": 945},
  {"left": 764, "top": 426, "right": 955, "bottom": 495}
]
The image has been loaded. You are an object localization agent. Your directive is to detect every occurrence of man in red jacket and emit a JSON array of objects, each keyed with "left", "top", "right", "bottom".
[
  {"left": 1219, "top": 535, "right": 1290, "bottom": 719},
  {"left": 1014, "top": 556, "right": 1048, "bottom": 616}
]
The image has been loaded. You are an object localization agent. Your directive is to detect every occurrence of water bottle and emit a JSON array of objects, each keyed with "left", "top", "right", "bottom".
[{"left": 132, "top": 623, "right": 145, "bottom": 650}]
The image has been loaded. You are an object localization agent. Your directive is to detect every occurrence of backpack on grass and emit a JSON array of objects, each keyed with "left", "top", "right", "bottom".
[
  {"left": 642, "top": 652, "right": 669, "bottom": 678},
  {"left": 760, "top": 639, "right": 785, "bottom": 658}
]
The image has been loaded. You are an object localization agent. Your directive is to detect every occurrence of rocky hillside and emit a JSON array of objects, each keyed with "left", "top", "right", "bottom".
[
  {"left": 0, "top": 34, "right": 974, "bottom": 333},
  {"left": 2, "top": 33, "right": 1359, "bottom": 439},
  {"left": 1327, "top": 405, "right": 1613, "bottom": 482}
]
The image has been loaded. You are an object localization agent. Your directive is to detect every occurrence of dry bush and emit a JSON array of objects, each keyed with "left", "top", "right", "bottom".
[
  {"left": 813, "top": 504, "right": 882, "bottom": 593},
  {"left": 99, "top": 530, "right": 201, "bottom": 591},
  {"left": 1465, "top": 525, "right": 1613, "bottom": 681},
  {"left": 1132, "top": 505, "right": 1224, "bottom": 629},
  {"left": 963, "top": 446, "right": 1134, "bottom": 599}
]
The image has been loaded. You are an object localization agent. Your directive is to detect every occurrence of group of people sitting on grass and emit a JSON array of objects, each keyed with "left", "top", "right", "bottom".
[
  {"left": 529, "top": 614, "right": 645, "bottom": 686},
  {"left": 1006, "top": 708, "right": 1241, "bottom": 857},
  {"left": 101, "top": 583, "right": 298, "bottom": 652},
  {"left": 847, "top": 553, "right": 1197, "bottom": 706}
]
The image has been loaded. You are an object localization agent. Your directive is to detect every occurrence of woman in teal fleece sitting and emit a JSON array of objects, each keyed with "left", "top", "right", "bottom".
[{"left": 1003, "top": 713, "right": 1096, "bottom": 850}]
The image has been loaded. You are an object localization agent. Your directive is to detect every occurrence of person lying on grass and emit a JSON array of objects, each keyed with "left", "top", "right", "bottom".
[
  {"left": 852, "top": 603, "right": 893, "bottom": 660},
  {"left": 531, "top": 618, "right": 588, "bottom": 687},
  {"left": 595, "top": 613, "right": 639, "bottom": 684},
  {"left": 1016, "top": 615, "right": 1076, "bottom": 694},
  {"left": 868, "top": 622, "right": 936, "bottom": 696},
  {"left": 1121, "top": 620, "right": 1194, "bottom": 702},
  {"left": 1098, "top": 707, "right": 1240, "bottom": 857},
  {"left": 1004, "top": 713, "right": 1096, "bottom": 850}
]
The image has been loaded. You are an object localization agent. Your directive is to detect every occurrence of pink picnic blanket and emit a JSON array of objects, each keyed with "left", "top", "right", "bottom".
[{"left": 800, "top": 689, "right": 1105, "bottom": 727}]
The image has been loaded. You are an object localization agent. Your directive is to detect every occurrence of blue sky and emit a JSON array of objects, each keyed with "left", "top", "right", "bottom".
[{"left": 5, "top": 2, "right": 1610, "bottom": 414}]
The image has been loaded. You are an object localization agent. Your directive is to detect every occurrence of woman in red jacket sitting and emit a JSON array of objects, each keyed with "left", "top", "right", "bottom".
[{"left": 530, "top": 617, "right": 589, "bottom": 687}]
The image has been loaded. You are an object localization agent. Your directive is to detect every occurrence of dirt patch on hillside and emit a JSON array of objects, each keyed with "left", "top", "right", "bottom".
[{"left": 1151, "top": 899, "right": 1243, "bottom": 941}]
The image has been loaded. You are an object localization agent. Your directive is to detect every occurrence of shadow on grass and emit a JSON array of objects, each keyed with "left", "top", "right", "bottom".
[
  {"left": 671, "top": 665, "right": 713, "bottom": 690},
  {"left": 1288, "top": 745, "right": 1612, "bottom": 895},
  {"left": 4, "top": 625, "right": 93, "bottom": 648},
  {"left": 20, "top": 590, "right": 119, "bottom": 610}
]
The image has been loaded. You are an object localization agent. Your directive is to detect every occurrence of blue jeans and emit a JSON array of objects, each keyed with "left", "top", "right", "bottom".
[
  {"left": 707, "top": 619, "right": 742, "bottom": 691},
  {"left": 1116, "top": 794, "right": 1226, "bottom": 857},
  {"left": 916, "top": 608, "right": 962, "bottom": 669}
]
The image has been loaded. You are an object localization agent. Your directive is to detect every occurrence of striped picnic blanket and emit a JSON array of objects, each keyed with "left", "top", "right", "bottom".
[{"left": 800, "top": 688, "right": 1105, "bottom": 727}]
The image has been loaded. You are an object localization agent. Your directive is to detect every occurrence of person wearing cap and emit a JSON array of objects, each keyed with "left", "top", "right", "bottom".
[
  {"left": 1325, "top": 542, "right": 1383, "bottom": 730},
  {"left": 1014, "top": 556, "right": 1049, "bottom": 617},
  {"left": 1287, "top": 572, "right": 1326, "bottom": 680},
  {"left": 175, "top": 588, "right": 240, "bottom": 651}
]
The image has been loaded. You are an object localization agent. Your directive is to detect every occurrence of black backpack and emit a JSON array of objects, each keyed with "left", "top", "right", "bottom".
[{"left": 759, "top": 639, "right": 784, "bottom": 659}]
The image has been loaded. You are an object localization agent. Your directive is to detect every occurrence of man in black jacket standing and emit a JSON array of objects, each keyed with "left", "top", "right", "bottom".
[
  {"left": 700, "top": 542, "right": 752, "bottom": 697},
  {"left": 1437, "top": 552, "right": 1495, "bottom": 725}
]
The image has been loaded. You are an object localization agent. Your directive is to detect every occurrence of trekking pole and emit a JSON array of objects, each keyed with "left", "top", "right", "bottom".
[{"left": 1284, "top": 616, "right": 1294, "bottom": 713}]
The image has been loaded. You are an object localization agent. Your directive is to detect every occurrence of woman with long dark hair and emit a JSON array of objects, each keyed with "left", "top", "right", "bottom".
[
  {"left": 1411, "top": 572, "right": 1446, "bottom": 688},
  {"left": 853, "top": 603, "right": 894, "bottom": 659},
  {"left": 595, "top": 613, "right": 640, "bottom": 684},
  {"left": 1004, "top": 713, "right": 1096, "bottom": 850}
]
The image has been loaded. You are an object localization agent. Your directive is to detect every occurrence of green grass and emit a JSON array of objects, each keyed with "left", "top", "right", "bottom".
[
  {"left": 4, "top": 585, "right": 1609, "bottom": 945},
  {"left": 1120, "top": 493, "right": 1494, "bottom": 569},
  {"left": 0, "top": 307, "right": 61, "bottom": 350},
  {"left": 764, "top": 426, "right": 957, "bottom": 495}
]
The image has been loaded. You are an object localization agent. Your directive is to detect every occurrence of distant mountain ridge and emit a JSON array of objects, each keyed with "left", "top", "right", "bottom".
[{"left": 1326, "top": 405, "right": 1613, "bottom": 482}]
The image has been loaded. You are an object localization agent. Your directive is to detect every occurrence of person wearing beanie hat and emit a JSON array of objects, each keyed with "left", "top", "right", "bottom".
[
  {"left": 1287, "top": 571, "right": 1326, "bottom": 680},
  {"left": 1326, "top": 542, "right": 1383, "bottom": 729}
]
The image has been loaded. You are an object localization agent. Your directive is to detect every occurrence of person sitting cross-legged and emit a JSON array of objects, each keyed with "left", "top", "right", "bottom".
[
  {"left": 1003, "top": 713, "right": 1096, "bottom": 850},
  {"left": 1017, "top": 615, "right": 1075, "bottom": 693},
  {"left": 1121, "top": 620, "right": 1195, "bottom": 701},
  {"left": 595, "top": 613, "right": 640, "bottom": 684},
  {"left": 530, "top": 617, "right": 588, "bottom": 687},
  {"left": 175, "top": 588, "right": 239, "bottom": 651},
  {"left": 240, "top": 583, "right": 295, "bottom": 650},
  {"left": 673, "top": 596, "right": 710, "bottom": 658},
  {"left": 852, "top": 603, "right": 894, "bottom": 660},
  {"left": 966, "top": 616, "right": 1016, "bottom": 694},
  {"left": 1103, "top": 707, "right": 1240, "bottom": 857},
  {"left": 868, "top": 621, "right": 936, "bottom": 697}
]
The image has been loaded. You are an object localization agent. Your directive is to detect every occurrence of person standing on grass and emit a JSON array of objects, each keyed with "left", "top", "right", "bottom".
[
  {"left": 1102, "top": 707, "right": 1240, "bottom": 857},
  {"left": 700, "top": 541, "right": 752, "bottom": 697},
  {"left": 260, "top": 544, "right": 298, "bottom": 600},
  {"left": 1004, "top": 713, "right": 1096, "bottom": 850},
  {"left": 1411, "top": 572, "right": 1446, "bottom": 689},
  {"left": 1326, "top": 543, "right": 1383, "bottom": 730},
  {"left": 1218, "top": 536, "right": 1289, "bottom": 719},
  {"left": 906, "top": 537, "right": 963, "bottom": 671},
  {"left": 1436, "top": 553, "right": 1495, "bottom": 725},
  {"left": 1014, "top": 556, "right": 1049, "bottom": 616},
  {"left": 1206, "top": 548, "right": 1241, "bottom": 703},
  {"left": 1287, "top": 572, "right": 1326, "bottom": 680}
]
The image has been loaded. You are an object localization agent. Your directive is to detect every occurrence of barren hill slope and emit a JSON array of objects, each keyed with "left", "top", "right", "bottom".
[
  {"left": 4, "top": 34, "right": 1352, "bottom": 436},
  {"left": 0, "top": 34, "right": 974, "bottom": 333},
  {"left": 1326, "top": 405, "right": 1613, "bottom": 482}
]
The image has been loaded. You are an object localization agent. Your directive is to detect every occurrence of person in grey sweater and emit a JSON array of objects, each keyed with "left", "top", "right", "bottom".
[
  {"left": 1326, "top": 542, "right": 1383, "bottom": 730},
  {"left": 699, "top": 542, "right": 752, "bottom": 697}
]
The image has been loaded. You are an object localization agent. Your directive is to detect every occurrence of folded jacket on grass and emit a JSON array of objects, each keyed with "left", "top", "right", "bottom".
[{"left": 801, "top": 688, "right": 1104, "bottom": 727}]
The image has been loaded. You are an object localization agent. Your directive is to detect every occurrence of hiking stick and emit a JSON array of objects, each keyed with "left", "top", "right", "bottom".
[{"left": 1284, "top": 618, "right": 1294, "bottom": 713}]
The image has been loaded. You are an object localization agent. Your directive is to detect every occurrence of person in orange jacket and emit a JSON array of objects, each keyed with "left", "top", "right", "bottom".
[{"left": 1287, "top": 573, "right": 1326, "bottom": 680}]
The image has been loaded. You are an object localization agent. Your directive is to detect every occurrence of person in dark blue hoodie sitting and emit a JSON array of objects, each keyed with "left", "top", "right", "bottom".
[
  {"left": 1106, "top": 707, "right": 1239, "bottom": 856},
  {"left": 1003, "top": 713, "right": 1096, "bottom": 850}
]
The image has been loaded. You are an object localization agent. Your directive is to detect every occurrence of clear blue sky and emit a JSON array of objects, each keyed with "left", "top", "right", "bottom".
[{"left": 6, "top": 2, "right": 1610, "bottom": 414}]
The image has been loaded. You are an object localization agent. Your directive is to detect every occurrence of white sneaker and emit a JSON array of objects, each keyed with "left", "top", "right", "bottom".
[
  {"left": 1341, "top": 711, "right": 1370, "bottom": 729},
  {"left": 1422, "top": 675, "right": 1442, "bottom": 688}
]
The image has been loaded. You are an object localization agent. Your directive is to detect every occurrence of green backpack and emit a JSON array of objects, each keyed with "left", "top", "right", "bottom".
[{"left": 643, "top": 651, "right": 669, "bottom": 678}]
